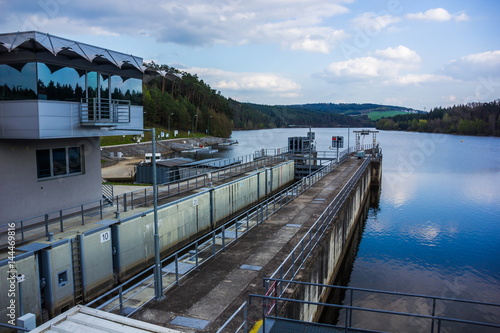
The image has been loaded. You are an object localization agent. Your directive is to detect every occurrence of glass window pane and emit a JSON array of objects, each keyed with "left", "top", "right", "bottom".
[
  {"left": 36, "top": 149, "right": 51, "bottom": 178},
  {"left": 100, "top": 74, "right": 109, "bottom": 100},
  {"left": 111, "top": 75, "right": 124, "bottom": 100},
  {"left": 68, "top": 147, "right": 82, "bottom": 173},
  {"left": 37, "top": 63, "right": 82, "bottom": 101},
  {"left": 111, "top": 76, "right": 142, "bottom": 105},
  {"left": 0, "top": 63, "right": 37, "bottom": 100},
  {"left": 52, "top": 148, "right": 67, "bottom": 176},
  {"left": 87, "top": 71, "right": 98, "bottom": 99}
]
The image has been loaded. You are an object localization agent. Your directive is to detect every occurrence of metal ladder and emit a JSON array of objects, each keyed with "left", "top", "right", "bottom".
[{"left": 71, "top": 237, "right": 84, "bottom": 305}]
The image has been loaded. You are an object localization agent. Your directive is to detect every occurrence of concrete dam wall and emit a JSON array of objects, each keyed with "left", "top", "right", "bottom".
[{"left": 271, "top": 157, "right": 382, "bottom": 323}]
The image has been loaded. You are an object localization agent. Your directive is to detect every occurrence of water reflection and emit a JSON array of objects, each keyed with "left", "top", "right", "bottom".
[{"left": 226, "top": 129, "right": 500, "bottom": 331}]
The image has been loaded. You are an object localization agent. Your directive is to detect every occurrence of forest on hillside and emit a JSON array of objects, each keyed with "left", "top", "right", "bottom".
[
  {"left": 143, "top": 63, "right": 233, "bottom": 137},
  {"left": 142, "top": 63, "right": 374, "bottom": 136},
  {"left": 231, "top": 102, "right": 372, "bottom": 129},
  {"left": 376, "top": 101, "right": 500, "bottom": 136}
]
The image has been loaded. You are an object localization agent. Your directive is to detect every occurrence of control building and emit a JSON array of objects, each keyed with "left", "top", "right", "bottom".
[{"left": 0, "top": 31, "right": 144, "bottom": 222}]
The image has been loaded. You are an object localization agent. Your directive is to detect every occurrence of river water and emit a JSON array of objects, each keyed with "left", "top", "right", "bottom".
[{"left": 213, "top": 128, "right": 500, "bottom": 331}]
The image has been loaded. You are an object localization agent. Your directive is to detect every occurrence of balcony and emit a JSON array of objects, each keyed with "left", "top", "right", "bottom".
[{"left": 80, "top": 98, "right": 131, "bottom": 127}]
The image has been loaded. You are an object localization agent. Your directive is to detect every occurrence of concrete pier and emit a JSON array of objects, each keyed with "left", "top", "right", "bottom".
[{"left": 132, "top": 157, "right": 375, "bottom": 332}]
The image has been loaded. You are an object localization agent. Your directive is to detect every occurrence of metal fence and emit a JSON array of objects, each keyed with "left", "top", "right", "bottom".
[
  {"left": 85, "top": 150, "right": 348, "bottom": 317},
  {"left": 80, "top": 98, "right": 131, "bottom": 124},
  {"left": 248, "top": 279, "right": 500, "bottom": 333},
  {"left": 0, "top": 152, "right": 288, "bottom": 251},
  {"left": 266, "top": 157, "right": 371, "bottom": 299},
  {"left": 216, "top": 155, "right": 368, "bottom": 332}
]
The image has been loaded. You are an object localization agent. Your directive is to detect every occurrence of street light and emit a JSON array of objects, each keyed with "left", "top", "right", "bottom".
[
  {"left": 168, "top": 113, "right": 174, "bottom": 138},
  {"left": 106, "top": 127, "right": 163, "bottom": 301}
]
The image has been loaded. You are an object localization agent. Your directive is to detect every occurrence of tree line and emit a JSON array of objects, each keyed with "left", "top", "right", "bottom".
[
  {"left": 143, "top": 63, "right": 233, "bottom": 138},
  {"left": 142, "top": 63, "right": 376, "bottom": 137},
  {"left": 376, "top": 101, "right": 500, "bottom": 136}
]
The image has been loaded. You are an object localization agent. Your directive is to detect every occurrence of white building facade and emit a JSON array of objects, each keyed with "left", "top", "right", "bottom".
[{"left": 0, "top": 31, "right": 145, "bottom": 223}]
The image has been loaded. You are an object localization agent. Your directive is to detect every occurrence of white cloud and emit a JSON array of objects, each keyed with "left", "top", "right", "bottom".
[
  {"left": 396, "top": 74, "right": 453, "bottom": 85},
  {"left": 1, "top": 0, "right": 352, "bottom": 53},
  {"left": 326, "top": 56, "right": 382, "bottom": 78},
  {"left": 351, "top": 12, "right": 401, "bottom": 32},
  {"left": 373, "top": 45, "right": 421, "bottom": 62},
  {"left": 443, "top": 95, "right": 459, "bottom": 103},
  {"left": 322, "top": 45, "right": 421, "bottom": 81},
  {"left": 260, "top": 25, "right": 348, "bottom": 53},
  {"left": 406, "top": 8, "right": 468, "bottom": 22},
  {"left": 184, "top": 67, "right": 301, "bottom": 94},
  {"left": 442, "top": 50, "right": 500, "bottom": 80}
]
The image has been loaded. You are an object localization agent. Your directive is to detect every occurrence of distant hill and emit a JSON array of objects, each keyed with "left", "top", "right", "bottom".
[
  {"left": 141, "top": 62, "right": 422, "bottom": 134},
  {"left": 232, "top": 102, "right": 421, "bottom": 130},
  {"left": 280, "top": 103, "right": 418, "bottom": 115},
  {"left": 376, "top": 101, "right": 500, "bottom": 136}
]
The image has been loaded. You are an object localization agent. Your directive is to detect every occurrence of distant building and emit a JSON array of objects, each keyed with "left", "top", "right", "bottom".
[{"left": 0, "top": 31, "right": 145, "bottom": 223}]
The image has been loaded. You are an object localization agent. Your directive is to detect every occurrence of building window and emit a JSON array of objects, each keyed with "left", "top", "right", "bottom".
[
  {"left": 1, "top": 62, "right": 142, "bottom": 104},
  {"left": 36, "top": 147, "right": 83, "bottom": 179}
]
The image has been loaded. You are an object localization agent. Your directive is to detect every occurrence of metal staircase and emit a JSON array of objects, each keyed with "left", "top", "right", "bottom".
[{"left": 102, "top": 178, "right": 114, "bottom": 206}]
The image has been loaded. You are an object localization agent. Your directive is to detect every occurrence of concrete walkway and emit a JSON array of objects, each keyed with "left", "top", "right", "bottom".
[{"left": 132, "top": 158, "right": 364, "bottom": 332}]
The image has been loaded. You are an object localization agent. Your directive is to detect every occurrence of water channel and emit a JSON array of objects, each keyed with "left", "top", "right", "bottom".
[{"left": 212, "top": 128, "right": 500, "bottom": 331}]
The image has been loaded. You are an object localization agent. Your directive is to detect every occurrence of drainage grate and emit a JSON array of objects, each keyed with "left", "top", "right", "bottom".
[
  {"left": 240, "top": 264, "right": 262, "bottom": 271},
  {"left": 171, "top": 316, "right": 210, "bottom": 330}
]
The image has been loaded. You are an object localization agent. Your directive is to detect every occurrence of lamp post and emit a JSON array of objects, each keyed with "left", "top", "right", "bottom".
[
  {"left": 168, "top": 113, "right": 173, "bottom": 138},
  {"left": 107, "top": 127, "right": 163, "bottom": 301}
]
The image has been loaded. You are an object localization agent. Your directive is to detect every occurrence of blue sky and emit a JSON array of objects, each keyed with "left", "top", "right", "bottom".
[{"left": 2, "top": 0, "right": 499, "bottom": 110}]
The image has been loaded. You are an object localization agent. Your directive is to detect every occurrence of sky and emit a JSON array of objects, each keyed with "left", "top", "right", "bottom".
[{"left": 2, "top": 0, "right": 500, "bottom": 110}]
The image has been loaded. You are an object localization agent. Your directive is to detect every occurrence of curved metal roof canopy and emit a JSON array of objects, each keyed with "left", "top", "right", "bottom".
[{"left": 0, "top": 31, "right": 144, "bottom": 72}]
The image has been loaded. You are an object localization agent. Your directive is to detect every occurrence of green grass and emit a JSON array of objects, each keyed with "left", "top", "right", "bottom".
[
  {"left": 368, "top": 110, "right": 408, "bottom": 121},
  {"left": 100, "top": 127, "right": 203, "bottom": 146}
]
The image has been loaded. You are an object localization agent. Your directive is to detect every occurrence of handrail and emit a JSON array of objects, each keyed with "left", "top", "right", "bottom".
[
  {"left": 248, "top": 281, "right": 500, "bottom": 333},
  {"left": 264, "top": 278, "right": 500, "bottom": 309},
  {"left": 267, "top": 158, "right": 370, "bottom": 286},
  {"left": 85, "top": 151, "right": 350, "bottom": 317},
  {"left": 215, "top": 301, "right": 248, "bottom": 333},
  {"left": 0, "top": 153, "right": 289, "bottom": 251},
  {"left": 80, "top": 97, "right": 131, "bottom": 124}
]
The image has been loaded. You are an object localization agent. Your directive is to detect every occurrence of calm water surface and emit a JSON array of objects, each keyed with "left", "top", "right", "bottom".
[{"left": 220, "top": 128, "right": 500, "bottom": 331}]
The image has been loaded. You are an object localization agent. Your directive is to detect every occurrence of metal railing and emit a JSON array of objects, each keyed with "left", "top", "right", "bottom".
[
  {"left": 134, "top": 149, "right": 288, "bottom": 185},
  {"left": 80, "top": 98, "right": 131, "bottom": 124},
  {"left": 85, "top": 151, "right": 349, "bottom": 317},
  {"left": 249, "top": 279, "right": 500, "bottom": 333},
  {"left": 102, "top": 178, "right": 114, "bottom": 203},
  {"left": 0, "top": 153, "right": 288, "bottom": 251},
  {"left": 266, "top": 158, "right": 370, "bottom": 297},
  {"left": 218, "top": 152, "right": 379, "bottom": 332}
]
